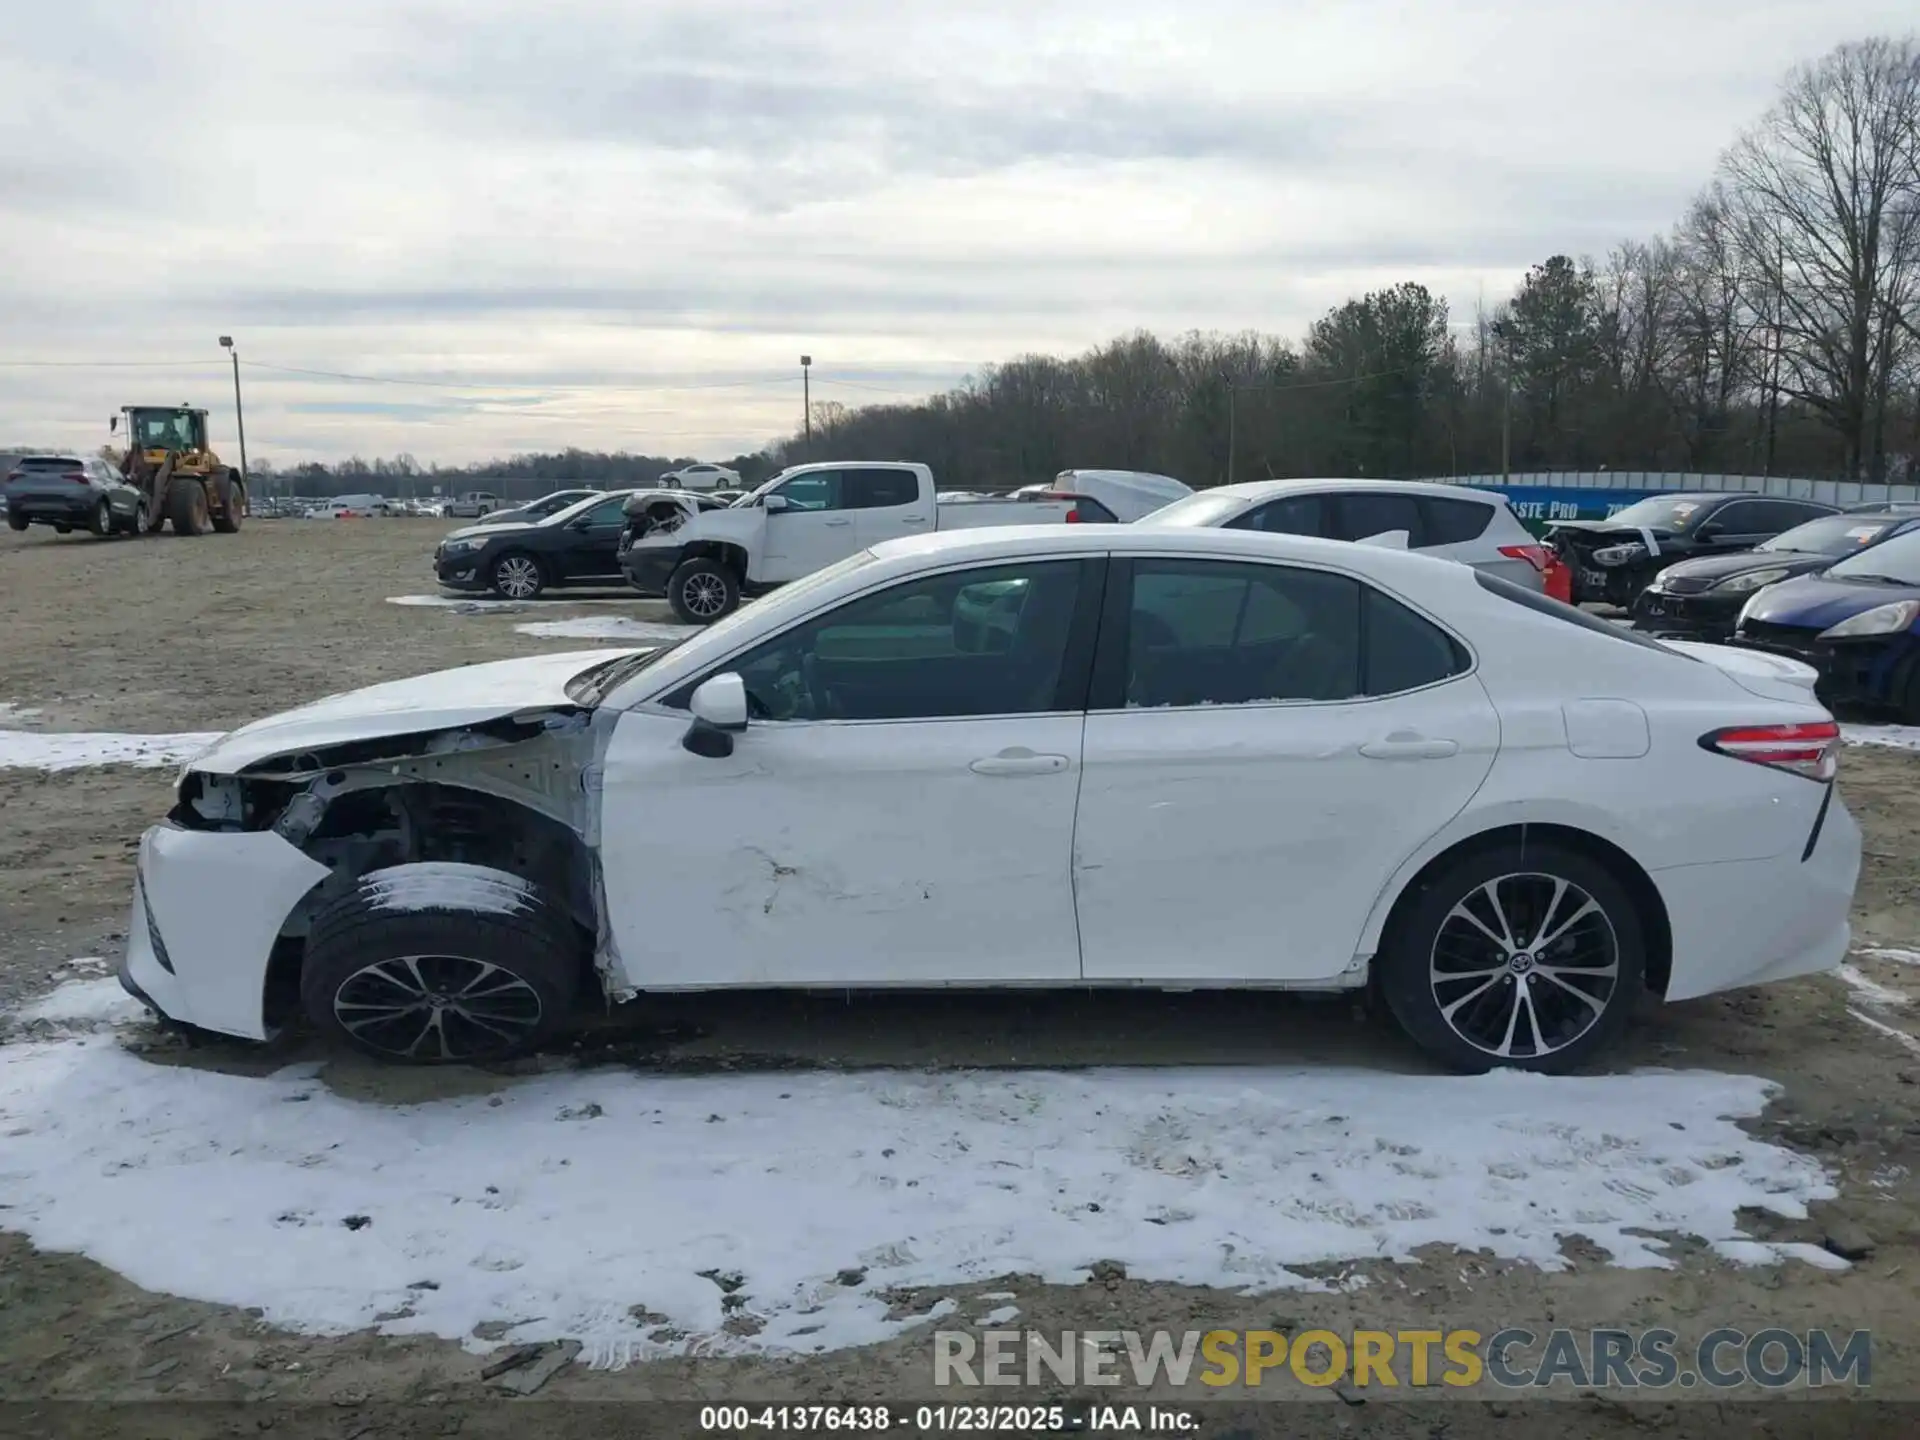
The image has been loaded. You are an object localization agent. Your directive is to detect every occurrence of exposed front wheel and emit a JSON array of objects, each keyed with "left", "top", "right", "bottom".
[
  {"left": 299, "top": 863, "right": 582, "bottom": 1064},
  {"left": 668, "top": 557, "right": 740, "bottom": 624},
  {"left": 489, "top": 551, "right": 546, "bottom": 599},
  {"left": 1376, "top": 842, "right": 1644, "bottom": 1073},
  {"left": 168, "top": 483, "right": 209, "bottom": 536}
]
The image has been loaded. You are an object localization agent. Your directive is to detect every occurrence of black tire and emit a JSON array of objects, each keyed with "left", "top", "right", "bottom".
[
  {"left": 212, "top": 474, "right": 244, "bottom": 533},
  {"left": 668, "top": 556, "right": 740, "bottom": 624},
  {"left": 489, "top": 550, "right": 546, "bottom": 600},
  {"left": 300, "top": 864, "right": 581, "bottom": 1064},
  {"left": 87, "top": 498, "right": 112, "bottom": 538},
  {"left": 1376, "top": 840, "right": 1644, "bottom": 1074},
  {"left": 7, "top": 511, "right": 29, "bottom": 532},
  {"left": 168, "top": 483, "right": 208, "bottom": 536}
]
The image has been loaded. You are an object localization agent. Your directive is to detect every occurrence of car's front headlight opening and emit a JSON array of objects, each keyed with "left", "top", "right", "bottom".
[
  {"left": 1713, "top": 567, "right": 1792, "bottom": 595},
  {"left": 1819, "top": 599, "right": 1920, "bottom": 642}
]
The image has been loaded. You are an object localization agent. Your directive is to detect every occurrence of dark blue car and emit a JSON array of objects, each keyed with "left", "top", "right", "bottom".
[{"left": 1734, "top": 523, "right": 1920, "bottom": 720}]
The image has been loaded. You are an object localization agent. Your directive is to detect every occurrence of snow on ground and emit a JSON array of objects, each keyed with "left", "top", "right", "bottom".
[
  {"left": 0, "top": 1003, "right": 1839, "bottom": 1364},
  {"left": 0, "top": 703, "right": 44, "bottom": 725},
  {"left": 1838, "top": 964, "right": 1910, "bottom": 1011},
  {"left": 15, "top": 975, "right": 145, "bottom": 1027},
  {"left": 1860, "top": 946, "right": 1920, "bottom": 967},
  {"left": 0, "top": 728, "right": 221, "bottom": 771},
  {"left": 387, "top": 595, "right": 641, "bottom": 610},
  {"left": 1842, "top": 724, "right": 1920, "bottom": 752},
  {"left": 513, "top": 617, "right": 698, "bottom": 644}
]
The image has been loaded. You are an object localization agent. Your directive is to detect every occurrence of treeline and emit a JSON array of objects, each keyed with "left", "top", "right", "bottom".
[{"left": 261, "top": 36, "right": 1920, "bottom": 494}]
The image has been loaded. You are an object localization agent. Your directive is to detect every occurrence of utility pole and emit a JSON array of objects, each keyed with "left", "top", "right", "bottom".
[
  {"left": 1491, "top": 321, "right": 1513, "bottom": 483},
  {"left": 801, "top": 355, "right": 812, "bottom": 445},
  {"left": 1223, "top": 374, "right": 1236, "bottom": 486},
  {"left": 218, "top": 335, "right": 249, "bottom": 481}
]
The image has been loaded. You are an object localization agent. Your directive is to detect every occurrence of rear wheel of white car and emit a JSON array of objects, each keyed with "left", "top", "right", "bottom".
[
  {"left": 489, "top": 551, "right": 546, "bottom": 600},
  {"left": 300, "top": 865, "right": 581, "bottom": 1064},
  {"left": 1378, "top": 841, "right": 1643, "bottom": 1074},
  {"left": 668, "top": 556, "right": 739, "bottom": 624}
]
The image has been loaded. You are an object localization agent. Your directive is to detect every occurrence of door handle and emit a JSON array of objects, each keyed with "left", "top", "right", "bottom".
[
  {"left": 900, "top": 516, "right": 929, "bottom": 525},
  {"left": 970, "top": 748, "right": 1070, "bottom": 777},
  {"left": 823, "top": 518, "right": 853, "bottom": 527},
  {"left": 1359, "top": 735, "right": 1459, "bottom": 760}
]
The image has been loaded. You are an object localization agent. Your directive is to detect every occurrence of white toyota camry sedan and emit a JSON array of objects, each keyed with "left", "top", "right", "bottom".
[{"left": 120, "top": 525, "right": 1859, "bottom": 1072}]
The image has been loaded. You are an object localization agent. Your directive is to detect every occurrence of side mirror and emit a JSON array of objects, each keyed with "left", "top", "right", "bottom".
[
  {"left": 683, "top": 673, "right": 749, "bottom": 757},
  {"left": 763, "top": 493, "right": 791, "bottom": 513}
]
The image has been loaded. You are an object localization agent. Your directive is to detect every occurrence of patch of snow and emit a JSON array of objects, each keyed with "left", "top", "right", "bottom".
[
  {"left": 1847, "top": 1007, "right": 1920, "bottom": 1057},
  {"left": 0, "top": 1047, "right": 1836, "bottom": 1363},
  {"left": 0, "top": 729, "right": 222, "bottom": 772},
  {"left": 1838, "top": 964, "right": 1910, "bottom": 1011},
  {"left": 0, "top": 703, "right": 44, "bottom": 725},
  {"left": 360, "top": 862, "right": 533, "bottom": 916},
  {"left": 513, "top": 618, "right": 697, "bottom": 644},
  {"left": 386, "top": 594, "right": 527, "bottom": 610},
  {"left": 977, "top": 1305, "right": 1021, "bottom": 1326},
  {"left": 1860, "top": 947, "right": 1920, "bottom": 967},
  {"left": 15, "top": 976, "right": 146, "bottom": 1027},
  {"left": 1842, "top": 724, "right": 1920, "bottom": 752}
]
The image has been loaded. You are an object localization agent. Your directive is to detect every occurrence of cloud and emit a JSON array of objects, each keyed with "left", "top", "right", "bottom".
[{"left": 2, "top": 0, "right": 1916, "bottom": 462}]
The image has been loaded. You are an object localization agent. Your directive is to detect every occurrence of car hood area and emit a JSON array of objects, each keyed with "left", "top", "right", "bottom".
[
  {"left": 1738, "top": 573, "right": 1920, "bottom": 631},
  {"left": 442, "top": 520, "right": 539, "bottom": 544},
  {"left": 185, "top": 649, "right": 637, "bottom": 774},
  {"left": 1656, "top": 550, "right": 1826, "bottom": 587}
]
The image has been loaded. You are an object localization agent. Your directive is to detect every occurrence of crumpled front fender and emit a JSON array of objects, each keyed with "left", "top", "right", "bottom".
[{"left": 125, "top": 825, "right": 333, "bottom": 1040}]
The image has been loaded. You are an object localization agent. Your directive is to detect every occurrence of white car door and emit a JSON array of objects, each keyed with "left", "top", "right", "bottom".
[
  {"left": 847, "top": 466, "right": 929, "bottom": 547},
  {"left": 760, "top": 469, "right": 858, "bottom": 582},
  {"left": 1074, "top": 554, "right": 1500, "bottom": 982},
  {"left": 598, "top": 556, "right": 1101, "bottom": 986}
]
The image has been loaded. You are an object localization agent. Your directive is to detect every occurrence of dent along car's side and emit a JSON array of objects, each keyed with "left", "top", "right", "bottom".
[{"left": 122, "top": 527, "right": 1858, "bottom": 1074}]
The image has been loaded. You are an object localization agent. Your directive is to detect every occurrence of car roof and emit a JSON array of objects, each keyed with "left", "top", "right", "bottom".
[
  {"left": 866, "top": 520, "right": 1464, "bottom": 581},
  {"left": 1189, "top": 476, "right": 1512, "bottom": 507},
  {"left": 18, "top": 454, "right": 87, "bottom": 465}
]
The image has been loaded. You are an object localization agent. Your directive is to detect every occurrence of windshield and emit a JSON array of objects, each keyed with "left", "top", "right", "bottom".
[
  {"left": 587, "top": 549, "right": 886, "bottom": 705},
  {"left": 1600, "top": 496, "right": 1712, "bottom": 531},
  {"left": 1137, "top": 492, "right": 1253, "bottom": 527},
  {"left": 1757, "top": 515, "right": 1902, "bottom": 556},
  {"left": 1827, "top": 529, "right": 1920, "bottom": 585}
]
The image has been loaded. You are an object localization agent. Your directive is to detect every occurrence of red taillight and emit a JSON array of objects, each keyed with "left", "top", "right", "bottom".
[
  {"left": 65, "top": 472, "right": 89, "bottom": 485},
  {"left": 1700, "top": 721, "right": 1840, "bottom": 782},
  {"left": 1499, "top": 543, "right": 1551, "bottom": 574},
  {"left": 1065, "top": 509, "right": 1083, "bottom": 523}
]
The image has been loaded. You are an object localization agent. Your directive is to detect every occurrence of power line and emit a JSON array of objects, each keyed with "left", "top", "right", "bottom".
[{"left": 239, "top": 359, "right": 804, "bottom": 394}]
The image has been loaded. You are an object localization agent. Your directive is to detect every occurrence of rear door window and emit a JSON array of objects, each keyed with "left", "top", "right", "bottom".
[
  {"left": 1328, "top": 492, "right": 1423, "bottom": 544},
  {"left": 845, "top": 468, "right": 920, "bottom": 509}
]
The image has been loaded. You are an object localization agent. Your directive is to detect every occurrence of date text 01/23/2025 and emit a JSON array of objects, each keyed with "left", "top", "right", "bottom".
[{"left": 699, "top": 1404, "right": 1199, "bottom": 1432}]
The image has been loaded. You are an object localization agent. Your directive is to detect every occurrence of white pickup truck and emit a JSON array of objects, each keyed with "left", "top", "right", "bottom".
[{"left": 621, "top": 461, "right": 1076, "bottom": 622}]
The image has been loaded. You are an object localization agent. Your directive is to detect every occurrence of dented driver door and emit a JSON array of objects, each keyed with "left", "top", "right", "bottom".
[{"left": 594, "top": 557, "right": 1101, "bottom": 989}]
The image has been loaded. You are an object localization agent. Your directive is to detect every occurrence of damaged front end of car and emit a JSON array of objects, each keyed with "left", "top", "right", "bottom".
[{"left": 124, "top": 705, "right": 625, "bottom": 1043}]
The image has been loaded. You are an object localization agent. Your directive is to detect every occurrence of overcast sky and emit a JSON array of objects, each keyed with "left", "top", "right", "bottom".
[{"left": 1, "top": 0, "right": 1913, "bottom": 468}]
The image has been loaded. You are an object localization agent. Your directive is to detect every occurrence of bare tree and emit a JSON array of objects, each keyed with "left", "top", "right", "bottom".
[{"left": 1720, "top": 37, "right": 1920, "bottom": 478}]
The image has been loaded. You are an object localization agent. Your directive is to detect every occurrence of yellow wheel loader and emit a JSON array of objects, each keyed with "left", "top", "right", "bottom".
[{"left": 113, "top": 405, "right": 246, "bottom": 536}]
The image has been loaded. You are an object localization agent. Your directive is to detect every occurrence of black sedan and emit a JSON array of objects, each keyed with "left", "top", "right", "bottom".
[
  {"left": 1629, "top": 506, "right": 1920, "bottom": 641},
  {"left": 433, "top": 491, "right": 639, "bottom": 599},
  {"left": 1546, "top": 492, "right": 1839, "bottom": 608}
]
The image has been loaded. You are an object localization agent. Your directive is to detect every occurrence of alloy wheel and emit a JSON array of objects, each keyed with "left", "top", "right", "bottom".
[
  {"left": 332, "top": 954, "right": 544, "bottom": 1061},
  {"left": 494, "top": 556, "right": 542, "bottom": 599},
  {"left": 681, "top": 571, "right": 730, "bottom": 618},
  {"left": 1428, "top": 871, "right": 1620, "bottom": 1060}
]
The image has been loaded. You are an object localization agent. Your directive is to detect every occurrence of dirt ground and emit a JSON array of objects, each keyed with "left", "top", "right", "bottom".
[{"left": 4, "top": 518, "right": 1920, "bottom": 1438}]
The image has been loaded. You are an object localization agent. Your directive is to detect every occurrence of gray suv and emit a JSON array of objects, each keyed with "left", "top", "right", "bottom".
[
  {"left": 1137, "top": 478, "right": 1550, "bottom": 591},
  {"left": 5, "top": 454, "right": 146, "bottom": 537}
]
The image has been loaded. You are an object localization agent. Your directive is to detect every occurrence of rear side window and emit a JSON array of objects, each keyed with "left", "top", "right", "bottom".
[
  {"left": 1417, "top": 496, "right": 1494, "bottom": 545},
  {"left": 1366, "top": 590, "right": 1470, "bottom": 693},
  {"left": 1473, "top": 571, "right": 1683, "bottom": 654},
  {"left": 845, "top": 468, "right": 920, "bottom": 509},
  {"left": 19, "top": 457, "right": 80, "bottom": 472},
  {"left": 1329, "top": 492, "right": 1422, "bottom": 543}
]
